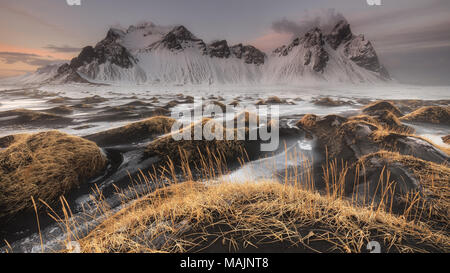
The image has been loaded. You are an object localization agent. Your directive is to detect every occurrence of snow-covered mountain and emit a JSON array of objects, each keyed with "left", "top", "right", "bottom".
[{"left": 16, "top": 20, "right": 390, "bottom": 85}]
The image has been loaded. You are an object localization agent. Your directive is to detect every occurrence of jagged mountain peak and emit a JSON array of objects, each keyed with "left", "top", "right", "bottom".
[
  {"left": 150, "top": 25, "right": 206, "bottom": 52},
  {"left": 207, "top": 40, "right": 231, "bottom": 58},
  {"left": 230, "top": 44, "right": 266, "bottom": 65},
  {"left": 270, "top": 20, "right": 389, "bottom": 79},
  {"left": 272, "top": 27, "right": 325, "bottom": 57},
  {"left": 170, "top": 25, "right": 197, "bottom": 39},
  {"left": 301, "top": 27, "right": 325, "bottom": 48},
  {"left": 326, "top": 20, "right": 353, "bottom": 50}
]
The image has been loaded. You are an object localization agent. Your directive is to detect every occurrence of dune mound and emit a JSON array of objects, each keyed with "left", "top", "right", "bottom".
[
  {"left": 122, "top": 100, "right": 153, "bottom": 107},
  {"left": 164, "top": 100, "right": 179, "bottom": 109},
  {"left": 80, "top": 95, "right": 108, "bottom": 104},
  {"left": 312, "top": 97, "right": 352, "bottom": 107},
  {"left": 443, "top": 135, "right": 450, "bottom": 145},
  {"left": 46, "top": 97, "right": 73, "bottom": 104},
  {"left": 0, "top": 131, "right": 107, "bottom": 218},
  {"left": 400, "top": 106, "right": 450, "bottom": 125},
  {"left": 145, "top": 118, "right": 261, "bottom": 166},
  {"left": 77, "top": 181, "right": 449, "bottom": 253},
  {"left": 0, "top": 109, "right": 73, "bottom": 126},
  {"left": 86, "top": 116, "right": 176, "bottom": 146},
  {"left": 43, "top": 105, "right": 74, "bottom": 115},
  {"left": 364, "top": 110, "right": 414, "bottom": 133},
  {"left": 362, "top": 101, "right": 403, "bottom": 117},
  {"left": 256, "top": 96, "right": 291, "bottom": 105}
]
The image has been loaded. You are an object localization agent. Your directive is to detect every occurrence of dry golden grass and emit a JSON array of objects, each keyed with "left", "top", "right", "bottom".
[
  {"left": 77, "top": 180, "right": 449, "bottom": 253},
  {"left": 0, "top": 134, "right": 29, "bottom": 149},
  {"left": 0, "top": 131, "right": 107, "bottom": 218},
  {"left": 400, "top": 106, "right": 450, "bottom": 125},
  {"left": 33, "top": 138, "right": 446, "bottom": 254},
  {"left": 86, "top": 116, "right": 175, "bottom": 146}
]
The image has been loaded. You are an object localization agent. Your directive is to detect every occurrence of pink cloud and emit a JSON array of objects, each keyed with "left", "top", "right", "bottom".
[{"left": 248, "top": 32, "right": 292, "bottom": 53}]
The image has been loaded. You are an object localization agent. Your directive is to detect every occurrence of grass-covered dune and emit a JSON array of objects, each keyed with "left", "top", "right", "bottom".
[
  {"left": 0, "top": 131, "right": 107, "bottom": 218},
  {"left": 85, "top": 116, "right": 176, "bottom": 146},
  {"left": 400, "top": 106, "right": 450, "bottom": 125},
  {"left": 76, "top": 180, "right": 449, "bottom": 253}
]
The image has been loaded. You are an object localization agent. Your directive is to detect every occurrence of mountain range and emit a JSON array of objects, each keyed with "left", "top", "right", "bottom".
[{"left": 17, "top": 20, "right": 390, "bottom": 85}]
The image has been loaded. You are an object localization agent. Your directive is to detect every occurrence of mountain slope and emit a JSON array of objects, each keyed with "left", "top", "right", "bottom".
[{"left": 16, "top": 20, "right": 390, "bottom": 86}]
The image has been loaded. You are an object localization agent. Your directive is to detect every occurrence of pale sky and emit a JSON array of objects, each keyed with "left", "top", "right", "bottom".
[{"left": 0, "top": 0, "right": 449, "bottom": 85}]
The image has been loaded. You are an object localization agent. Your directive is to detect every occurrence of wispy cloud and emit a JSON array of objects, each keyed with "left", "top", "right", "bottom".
[
  {"left": 0, "top": 52, "right": 66, "bottom": 67},
  {"left": 44, "top": 44, "right": 82, "bottom": 53},
  {"left": 272, "top": 9, "right": 345, "bottom": 37}
]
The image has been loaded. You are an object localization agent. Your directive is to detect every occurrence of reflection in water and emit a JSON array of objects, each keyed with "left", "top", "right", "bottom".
[{"left": 221, "top": 140, "right": 315, "bottom": 183}]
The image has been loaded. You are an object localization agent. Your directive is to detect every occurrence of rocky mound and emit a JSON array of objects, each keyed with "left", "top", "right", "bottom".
[
  {"left": 400, "top": 106, "right": 450, "bottom": 125},
  {"left": 0, "top": 131, "right": 107, "bottom": 218},
  {"left": 296, "top": 114, "right": 448, "bottom": 165},
  {"left": 85, "top": 116, "right": 176, "bottom": 146}
]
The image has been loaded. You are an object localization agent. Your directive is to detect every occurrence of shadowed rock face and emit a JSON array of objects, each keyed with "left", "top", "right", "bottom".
[
  {"left": 324, "top": 20, "right": 391, "bottom": 79},
  {"left": 230, "top": 44, "right": 266, "bottom": 65},
  {"left": 274, "top": 28, "right": 329, "bottom": 73},
  {"left": 271, "top": 21, "right": 389, "bottom": 78},
  {"left": 157, "top": 25, "right": 207, "bottom": 53},
  {"left": 93, "top": 29, "right": 135, "bottom": 68},
  {"left": 56, "top": 29, "right": 135, "bottom": 82},
  {"left": 344, "top": 35, "right": 390, "bottom": 79},
  {"left": 208, "top": 40, "right": 231, "bottom": 58},
  {"left": 326, "top": 20, "right": 353, "bottom": 50}
]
